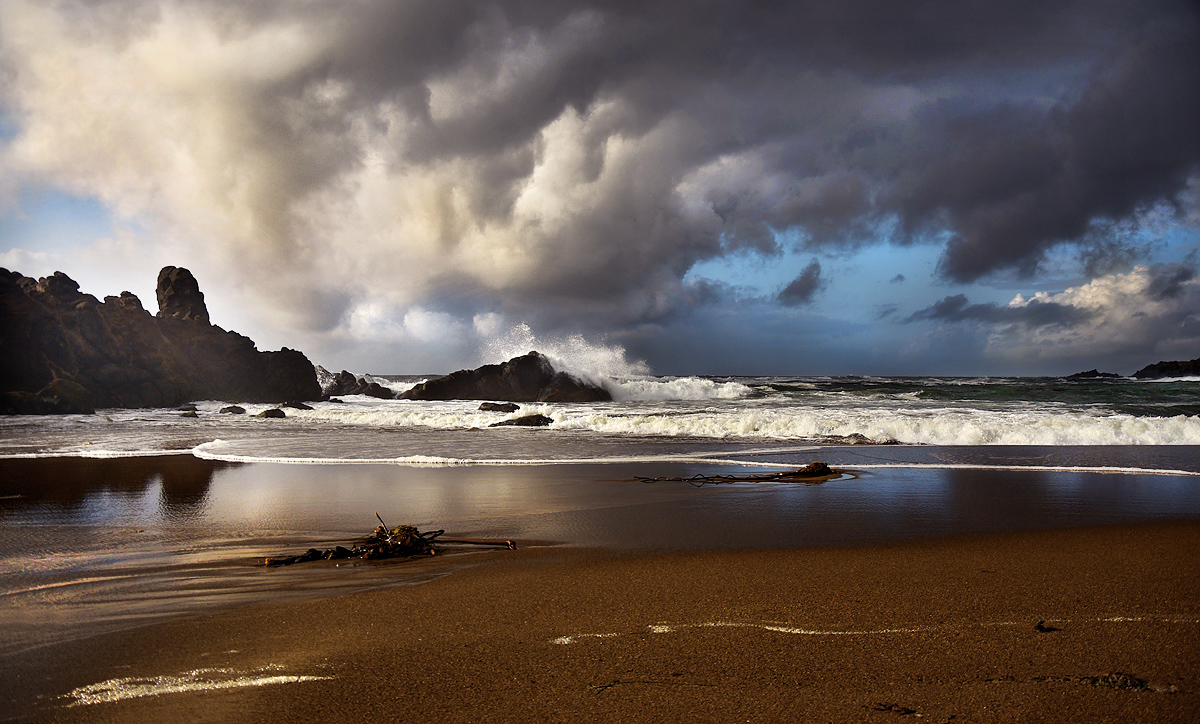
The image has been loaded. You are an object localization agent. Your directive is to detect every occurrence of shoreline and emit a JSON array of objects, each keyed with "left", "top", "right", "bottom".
[{"left": 5, "top": 521, "right": 1199, "bottom": 722}]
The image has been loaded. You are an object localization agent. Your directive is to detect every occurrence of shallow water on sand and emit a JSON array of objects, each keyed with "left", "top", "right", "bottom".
[{"left": 2, "top": 450, "right": 1199, "bottom": 660}]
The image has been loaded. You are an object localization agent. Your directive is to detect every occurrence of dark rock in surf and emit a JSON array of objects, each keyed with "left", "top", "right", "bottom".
[
  {"left": 0, "top": 379, "right": 97, "bottom": 415},
  {"left": 840, "top": 433, "right": 897, "bottom": 445},
  {"left": 220, "top": 405, "right": 246, "bottom": 414},
  {"left": 1066, "top": 369, "right": 1120, "bottom": 379},
  {"left": 319, "top": 368, "right": 396, "bottom": 399},
  {"left": 489, "top": 413, "right": 554, "bottom": 427},
  {"left": 257, "top": 408, "right": 286, "bottom": 418},
  {"left": 400, "top": 351, "right": 611, "bottom": 403},
  {"left": 480, "top": 402, "right": 521, "bottom": 412},
  {"left": 1132, "top": 357, "right": 1200, "bottom": 379},
  {"left": 180, "top": 410, "right": 199, "bottom": 418},
  {"left": 0, "top": 266, "right": 321, "bottom": 414},
  {"left": 283, "top": 400, "right": 314, "bottom": 410}
]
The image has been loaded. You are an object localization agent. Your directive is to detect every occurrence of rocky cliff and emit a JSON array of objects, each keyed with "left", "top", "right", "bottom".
[{"left": 0, "top": 267, "right": 321, "bottom": 414}]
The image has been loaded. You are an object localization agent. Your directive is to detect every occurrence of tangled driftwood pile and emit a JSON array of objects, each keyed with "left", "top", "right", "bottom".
[
  {"left": 636, "top": 462, "right": 843, "bottom": 487},
  {"left": 265, "top": 514, "right": 516, "bottom": 567}
]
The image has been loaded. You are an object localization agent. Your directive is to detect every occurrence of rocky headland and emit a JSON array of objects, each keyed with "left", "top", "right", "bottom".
[
  {"left": 1132, "top": 357, "right": 1200, "bottom": 379},
  {"left": 399, "top": 351, "right": 612, "bottom": 403},
  {"left": 0, "top": 266, "right": 321, "bottom": 414}
]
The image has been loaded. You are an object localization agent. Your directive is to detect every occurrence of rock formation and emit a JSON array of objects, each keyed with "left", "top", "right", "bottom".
[
  {"left": 399, "top": 351, "right": 612, "bottom": 403},
  {"left": 0, "top": 267, "right": 321, "bottom": 414},
  {"left": 317, "top": 367, "right": 397, "bottom": 399},
  {"left": 1066, "top": 369, "right": 1121, "bottom": 379},
  {"left": 489, "top": 413, "right": 554, "bottom": 427},
  {"left": 156, "top": 266, "right": 209, "bottom": 323},
  {"left": 1132, "top": 357, "right": 1200, "bottom": 379}
]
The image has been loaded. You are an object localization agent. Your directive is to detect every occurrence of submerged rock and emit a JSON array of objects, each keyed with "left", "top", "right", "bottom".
[
  {"left": 400, "top": 351, "right": 611, "bottom": 403},
  {"left": 489, "top": 413, "right": 554, "bottom": 427},
  {"left": 480, "top": 402, "right": 521, "bottom": 412}
]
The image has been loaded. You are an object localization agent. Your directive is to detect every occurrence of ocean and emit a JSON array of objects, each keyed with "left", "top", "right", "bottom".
[
  {"left": 3, "top": 373, "right": 1200, "bottom": 464},
  {"left": 2, "top": 372, "right": 1200, "bottom": 659}
]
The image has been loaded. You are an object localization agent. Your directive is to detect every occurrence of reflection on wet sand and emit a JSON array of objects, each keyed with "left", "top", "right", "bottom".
[
  {"left": 2, "top": 454, "right": 1200, "bottom": 666},
  {"left": 0, "top": 456, "right": 236, "bottom": 518}
]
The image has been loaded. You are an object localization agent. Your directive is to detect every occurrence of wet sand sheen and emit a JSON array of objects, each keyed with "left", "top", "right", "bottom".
[
  {"left": 6, "top": 522, "right": 1200, "bottom": 722},
  {"left": 3, "top": 455, "right": 1200, "bottom": 720}
]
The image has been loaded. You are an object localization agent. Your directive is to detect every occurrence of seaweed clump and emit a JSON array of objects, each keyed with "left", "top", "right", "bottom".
[{"left": 265, "top": 523, "right": 444, "bottom": 567}]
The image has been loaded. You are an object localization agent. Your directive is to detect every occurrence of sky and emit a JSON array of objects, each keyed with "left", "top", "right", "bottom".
[{"left": 1, "top": 0, "right": 1198, "bottom": 377}]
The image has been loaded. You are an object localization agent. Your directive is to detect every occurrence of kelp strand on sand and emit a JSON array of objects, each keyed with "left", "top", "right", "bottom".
[
  {"left": 265, "top": 513, "right": 516, "bottom": 567},
  {"left": 636, "top": 462, "right": 843, "bottom": 487}
]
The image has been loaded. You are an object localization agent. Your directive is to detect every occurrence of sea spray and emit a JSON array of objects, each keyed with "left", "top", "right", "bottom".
[
  {"left": 482, "top": 323, "right": 649, "bottom": 386},
  {"left": 479, "top": 324, "right": 750, "bottom": 400}
]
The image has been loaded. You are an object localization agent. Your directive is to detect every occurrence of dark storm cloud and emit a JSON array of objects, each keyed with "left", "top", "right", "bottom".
[
  {"left": 4, "top": 0, "right": 1198, "bottom": 352},
  {"left": 314, "top": 0, "right": 1199, "bottom": 294},
  {"left": 880, "top": 13, "right": 1200, "bottom": 282},
  {"left": 777, "top": 259, "right": 826, "bottom": 306},
  {"left": 875, "top": 304, "right": 899, "bottom": 320},
  {"left": 1146, "top": 264, "right": 1197, "bottom": 299},
  {"left": 905, "top": 294, "right": 1088, "bottom": 326},
  {"left": 903, "top": 263, "right": 1200, "bottom": 376}
]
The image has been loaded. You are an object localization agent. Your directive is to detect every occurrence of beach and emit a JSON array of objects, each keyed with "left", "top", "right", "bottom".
[
  {"left": 2, "top": 450, "right": 1200, "bottom": 722},
  {"left": 5, "top": 521, "right": 1199, "bottom": 722}
]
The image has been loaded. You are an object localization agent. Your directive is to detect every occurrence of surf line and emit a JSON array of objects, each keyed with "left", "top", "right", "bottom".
[
  {"left": 64, "top": 665, "right": 332, "bottom": 707},
  {"left": 550, "top": 615, "right": 1200, "bottom": 645}
]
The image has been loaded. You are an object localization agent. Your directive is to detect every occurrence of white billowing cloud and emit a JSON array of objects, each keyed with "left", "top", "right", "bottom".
[
  {"left": 472, "top": 312, "right": 504, "bottom": 337},
  {"left": 985, "top": 265, "right": 1200, "bottom": 362},
  {"left": 1, "top": 1, "right": 329, "bottom": 247}
]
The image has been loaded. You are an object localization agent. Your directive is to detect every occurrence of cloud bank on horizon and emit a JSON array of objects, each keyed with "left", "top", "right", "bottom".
[{"left": 1, "top": 0, "right": 1198, "bottom": 375}]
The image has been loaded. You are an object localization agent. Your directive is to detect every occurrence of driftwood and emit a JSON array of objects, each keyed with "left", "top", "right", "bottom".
[
  {"left": 636, "top": 462, "right": 842, "bottom": 487},
  {"left": 265, "top": 513, "right": 516, "bottom": 566}
]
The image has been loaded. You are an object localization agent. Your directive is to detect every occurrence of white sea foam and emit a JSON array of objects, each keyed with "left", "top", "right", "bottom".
[
  {"left": 609, "top": 376, "right": 752, "bottom": 401},
  {"left": 220, "top": 399, "right": 1200, "bottom": 446}
]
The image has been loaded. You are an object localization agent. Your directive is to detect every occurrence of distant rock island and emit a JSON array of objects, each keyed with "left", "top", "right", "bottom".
[
  {"left": 0, "top": 266, "right": 321, "bottom": 414},
  {"left": 1065, "top": 369, "right": 1121, "bottom": 379},
  {"left": 400, "top": 351, "right": 612, "bottom": 403},
  {"left": 1132, "top": 357, "right": 1200, "bottom": 379}
]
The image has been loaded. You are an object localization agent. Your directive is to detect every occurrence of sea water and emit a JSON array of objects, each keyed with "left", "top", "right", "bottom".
[{"left": 2, "top": 374, "right": 1199, "bottom": 462}]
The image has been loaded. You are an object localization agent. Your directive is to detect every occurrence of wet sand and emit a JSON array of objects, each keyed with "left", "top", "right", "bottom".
[{"left": 7, "top": 521, "right": 1200, "bottom": 723}]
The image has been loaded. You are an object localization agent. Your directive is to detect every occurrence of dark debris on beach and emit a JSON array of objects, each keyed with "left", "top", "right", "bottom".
[
  {"left": 635, "top": 462, "right": 844, "bottom": 487},
  {"left": 265, "top": 514, "right": 516, "bottom": 567}
]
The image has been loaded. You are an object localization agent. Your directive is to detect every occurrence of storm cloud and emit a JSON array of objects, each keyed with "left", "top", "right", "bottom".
[
  {"left": 777, "top": 259, "right": 826, "bottom": 306},
  {"left": 907, "top": 264, "right": 1200, "bottom": 369},
  {"left": 1, "top": 0, "right": 1197, "bottom": 370}
]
